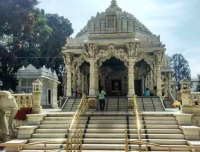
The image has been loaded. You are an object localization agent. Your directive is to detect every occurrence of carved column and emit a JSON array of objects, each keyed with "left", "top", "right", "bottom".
[
  {"left": 156, "top": 64, "right": 162, "bottom": 96},
  {"left": 72, "top": 70, "right": 77, "bottom": 96},
  {"left": 66, "top": 65, "right": 72, "bottom": 97},
  {"left": 94, "top": 63, "right": 99, "bottom": 93},
  {"left": 89, "top": 59, "right": 96, "bottom": 96},
  {"left": 77, "top": 69, "right": 81, "bottom": 90},
  {"left": 128, "top": 58, "right": 136, "bottom": 95},
  {"left": 150, "top": 70, "right": 153, "bottom": 90},
  {"left": 153, "top": 68, "right": 157, "bottom": 88}
]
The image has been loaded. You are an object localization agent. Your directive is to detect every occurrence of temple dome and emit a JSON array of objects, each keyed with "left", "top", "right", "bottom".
[{"left": 76, "top": 0, "right": 153, "bottom": 38}]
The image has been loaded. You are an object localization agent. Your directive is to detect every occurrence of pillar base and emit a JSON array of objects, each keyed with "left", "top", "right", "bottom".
[
  {"left": 87, "top": 96, "right": 96, "bottom": 109},
  {"left": 127, "top": 95, "right": 134, "bottom": 108},
  {"left": 32, "top": 106, "right": 42, "bottom": 114}
]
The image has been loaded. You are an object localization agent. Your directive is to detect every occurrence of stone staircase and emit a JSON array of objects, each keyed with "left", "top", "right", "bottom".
[
  {"left": 62, "top": 98, "right": 81, "bottom": 112},
  {"left": 96, "top": 97, "right": 128, "bottom": 111},
  {"left": 20, "top": 114, "right": 191, "bottom": 152},
  {"left": 132, "top": 114, "right": 190, "bottom": 152},
  {"left": 136, "top": 97, "right": 165, "bottom": 111}
]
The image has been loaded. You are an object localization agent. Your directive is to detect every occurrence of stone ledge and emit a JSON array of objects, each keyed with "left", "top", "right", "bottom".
[
  {"left": 174, "top": 113, "right": 192, "bottom": 125},
  {"left": 0, "top": 139, "right": 27, "bottom": 152},
  {"left": 180, "top": 126, "right": 200, "bottom": 131},
  {"left": 27, "top": 114, "right": 47, "bottom": 125},
  {"left": 180, "top": 126, "right": 200, "bottom": 140},
  {"left": 17, "top": 126, "right": 38, "bottom": 139},
  {"left": 187, "top": 141, "right": 200, "bottom": 152}
]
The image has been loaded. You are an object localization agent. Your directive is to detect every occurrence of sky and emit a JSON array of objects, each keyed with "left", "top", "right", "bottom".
[{"left": 38, "top": 0, "right": 200, "bottom": 78}]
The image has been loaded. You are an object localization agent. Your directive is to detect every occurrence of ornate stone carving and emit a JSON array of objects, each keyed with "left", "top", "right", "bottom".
[
  {"left": 137, "top": 53, "right": 155, "bottom": 70},
  {"left": 66, "top": 53, "right": 72, "bottom": 65},
  {"left": 97, "top": 45, "right": 128, "bottom": 67},
  {"left": 86, "top": 43, "right": 97, "bottom": 58},
  {"left": 155, "top": 51, "right": 164, "bottom": 64},
  {"left": 126, "top": 42, "right": 140, "bottom": 57}
]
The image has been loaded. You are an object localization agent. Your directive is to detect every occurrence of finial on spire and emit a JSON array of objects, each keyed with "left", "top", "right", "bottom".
[{"left": 111, "top": 0, "right": 117, "bottom": 5}]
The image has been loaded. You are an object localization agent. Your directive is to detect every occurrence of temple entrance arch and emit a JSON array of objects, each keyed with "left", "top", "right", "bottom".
[
  {"left": 135, "top": 59, "right": 152, "bottom": 96},
  {"left": 99, "top": 57, "right": 127, "bottom": 96}
]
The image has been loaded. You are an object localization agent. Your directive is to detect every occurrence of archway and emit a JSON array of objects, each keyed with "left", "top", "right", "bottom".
[
  {"left": 135, "top": 59, "right": 151, "bottom": 96},
  {"left": 99, "top": 57, "right": 127, "bottom": 96}
]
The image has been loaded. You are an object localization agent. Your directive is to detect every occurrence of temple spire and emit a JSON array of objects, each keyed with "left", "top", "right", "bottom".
[{"left": 111, "top": 0, "right": 117, "bottom": 6}]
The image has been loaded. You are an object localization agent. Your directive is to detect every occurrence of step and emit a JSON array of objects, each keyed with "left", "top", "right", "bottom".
[
  {"left": 35, "top": 129, "right": 68, "bottom": 133},
  {"left": 29, "top": 138, "right": 66, "bottom": 143},
  {"left": 32, "top": 133, "right": 67, "bottom": 138}
]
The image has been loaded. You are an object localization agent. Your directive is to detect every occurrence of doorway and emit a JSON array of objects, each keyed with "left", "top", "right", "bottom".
[
  {"left": 135, "top": 80, "right": 142, "bottom": 96},
  {"left": 47, "top": 89, "right": 52, "bottom": 104}
]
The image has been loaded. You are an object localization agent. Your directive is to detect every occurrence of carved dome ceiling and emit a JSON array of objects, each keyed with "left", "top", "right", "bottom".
[{"left": 76, "top": 0, "right": 153, "bottom": 38}]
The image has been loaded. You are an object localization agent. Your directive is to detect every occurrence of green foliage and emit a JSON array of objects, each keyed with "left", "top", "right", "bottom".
[
  {"left": 0, "top": 0, "right": 74, "bottom": 93},
  {"left": 171, "top": 53, "right": 191, "bottom": 83},
  {"left": 196, "top": 75, "right": 200, "bottom": 92}
]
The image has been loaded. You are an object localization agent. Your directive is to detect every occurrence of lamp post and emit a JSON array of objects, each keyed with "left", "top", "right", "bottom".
[{"left": 0, "top": 80, "right": 3, "bottom": 91}]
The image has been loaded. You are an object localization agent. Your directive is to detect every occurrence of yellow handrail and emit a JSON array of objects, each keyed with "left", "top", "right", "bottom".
[
  {"left": 133, "top": 95, "right": 141, "bottom": 141},
  {"left": 126, "top": 95, "right": 142, "bottom": 152},
  {"left": 126, "top": 140, "right": 198, "bottom": 151},
  {"left": 67, "top": 93, "right": 86, "bottom": 151}
]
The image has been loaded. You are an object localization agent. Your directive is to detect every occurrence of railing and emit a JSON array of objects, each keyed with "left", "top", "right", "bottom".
[
  {"left": 190, "top": 92, "right": 200, "bottom": 106},
  {"left": 125, "top": 140, "right": 197, "bottom": 152},
  {"left": 12, "top": 93, "right": 33, "bottom": 108},
  {"left": 126, "top": 95, "right": 141, "bottom": 152},
  {"left": 67, "top": 93, "right": 86, "bottom": 151},
  {"left": 0, "top": 94, "right": 87, "bottom": 152},
  {"left": 61, "top": 97, "right": 69, "bottom": 110},
  {"left": 168, "top": 90, "right": 176, "bottom": 102}
]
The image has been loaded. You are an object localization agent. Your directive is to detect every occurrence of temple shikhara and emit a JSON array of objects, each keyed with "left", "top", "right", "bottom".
[{"left": 62, "top": 0, "right": 173, "bottom": 100}]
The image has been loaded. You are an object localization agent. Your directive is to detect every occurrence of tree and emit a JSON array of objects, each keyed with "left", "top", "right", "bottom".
[
  {"left": 39, "top": 14, "right": 73, "bottom": 96},
  {"left": 171, "top": 53, "right": 191, "bottom": 90},
  {"left": 196, "top": 75, "right": 200, "bottom": 92},
  {"left": 0, "top": 0, "right": 52, "bottom": 90}
]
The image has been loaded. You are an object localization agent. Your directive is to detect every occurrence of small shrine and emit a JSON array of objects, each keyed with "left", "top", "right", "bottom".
[{"left": 16, "top": 64, "right": 60, "bottom": 108}]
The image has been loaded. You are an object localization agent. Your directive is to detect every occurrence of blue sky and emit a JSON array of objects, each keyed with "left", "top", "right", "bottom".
[{"left": 38, "top": 0, "right": 200, "bottom": 78}]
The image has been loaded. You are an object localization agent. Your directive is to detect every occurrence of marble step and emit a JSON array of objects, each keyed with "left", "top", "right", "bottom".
[
  {"left": 35, "top": 129, "right": 68, "bottom": 133},
  {"left": 32, "top": 134, "right": 68, "bottom": 138},
  {"left": 82, "top": 134, "right": 184, "bottom": 139},
  {"left": 85, "top": 129, "right": 182, "bottom": 134},
  {"left": 44, "top": 117, "right": 74, "bottom": 120},
  {"left": 29, "top": 138, "right": 66, "bottom": 143}
]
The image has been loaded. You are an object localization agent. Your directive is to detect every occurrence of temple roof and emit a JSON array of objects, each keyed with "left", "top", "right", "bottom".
[{"left": 76, "top": 0, "right": 153, "bottom": 38}]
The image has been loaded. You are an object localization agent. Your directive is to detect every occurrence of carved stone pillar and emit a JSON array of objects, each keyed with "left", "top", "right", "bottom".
[
  {"left": 156, "top": 64, "right": 162, "bottom": 96},
  {"left": 89, "top": 59, "right": 96, "bottom": 96},
  {"left": 66, "top": 65, "right": 72, "bottom": 97},
  {"left": 72, "top": 70, "right": 77, "bottom": 96},
  {"left": 88, "top": 59, "right": 97, "bottom": 109},
  {"left": 128, "top": 58, "right": 136, "bottom": 95},
  {"left": 168, "top": 72, "right": 172, "bottom": 97},
  {"left": 77, "top": 69, "right": 81, "bottom": 90},
  {"left": 153, "top": 68, "right": 157, "bottom": 87},
  {"left": 150, "top": 70, "right": 153, "bottom": 90},
  {"left": 94, "top": 63, "right": 99, "bottom": 93}
]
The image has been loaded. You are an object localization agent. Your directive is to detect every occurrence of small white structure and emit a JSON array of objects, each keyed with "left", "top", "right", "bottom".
[{"left": 16, "top": 64, "right": 60, "bottom": 108}]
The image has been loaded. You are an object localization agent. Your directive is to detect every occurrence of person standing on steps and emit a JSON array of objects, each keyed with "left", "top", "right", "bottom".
[{"left": 98, "top": 86, "right": 106, "bottom": 111}]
